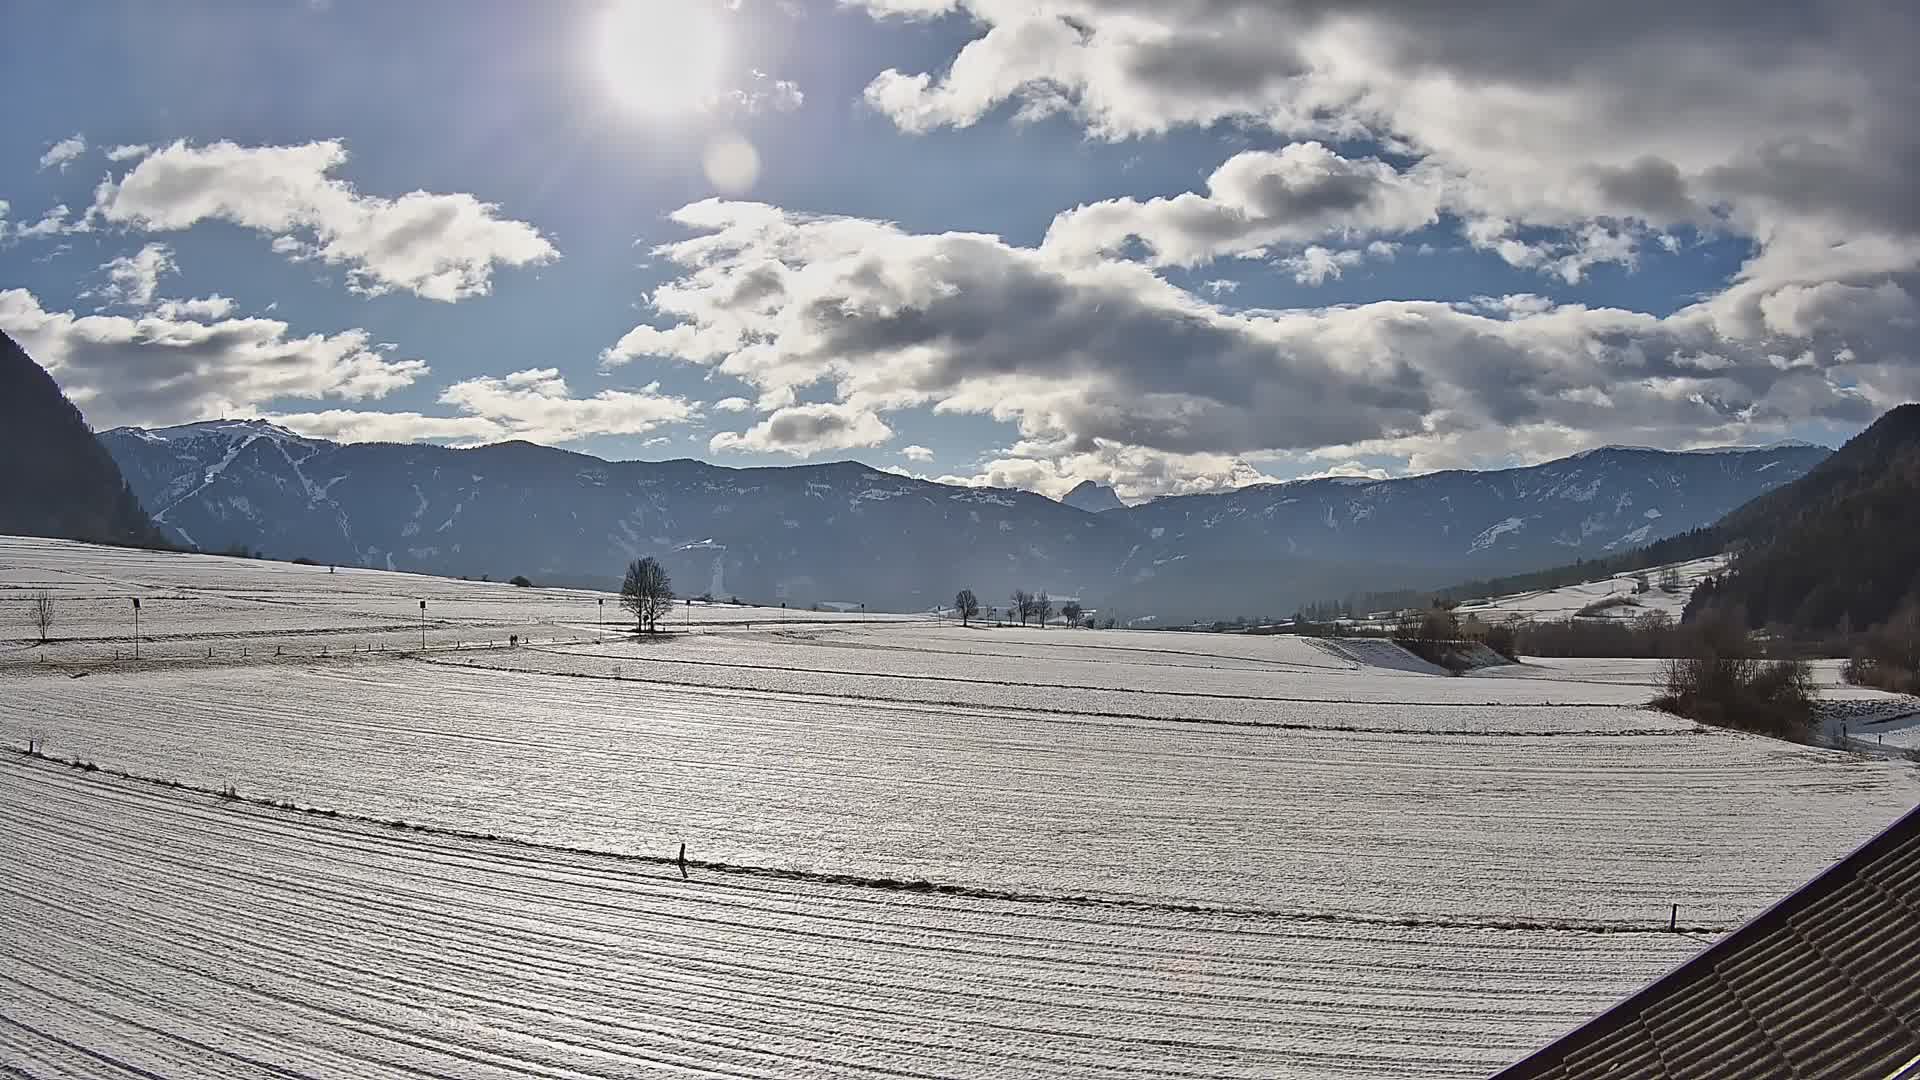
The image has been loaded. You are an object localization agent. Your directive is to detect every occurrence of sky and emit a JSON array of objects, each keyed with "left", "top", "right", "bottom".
[{"left": 2, "top": 0, "right": 1916, "bottom": 502}]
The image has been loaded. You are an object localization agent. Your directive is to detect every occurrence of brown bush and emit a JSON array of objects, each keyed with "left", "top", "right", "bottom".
[{"left": 1653, "top": 617, "right": 1816, "bottom": 741}]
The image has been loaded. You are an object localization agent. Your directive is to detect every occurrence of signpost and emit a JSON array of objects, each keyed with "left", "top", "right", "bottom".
[
  {"left": 598, "top": 597, "right": 604, "bottom": 643},
  {"left": 131, "top": 597, "right": 141, "bottom": 660},
  {"left": 419, "top": 599, "right": 427, "bottom": 650}
]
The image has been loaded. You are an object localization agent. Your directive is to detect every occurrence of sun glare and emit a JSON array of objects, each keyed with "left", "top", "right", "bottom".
[{"left": 593, "top": 0, "right": 730, "bottom": 118}]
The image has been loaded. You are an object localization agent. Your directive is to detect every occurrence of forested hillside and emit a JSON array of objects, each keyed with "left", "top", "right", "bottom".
[
  {"left": 1692, "top": 404, "right": 1920, "bottom": 635},
  {"left": 0, "top": 331, "right": 165, "bottom": 548}
]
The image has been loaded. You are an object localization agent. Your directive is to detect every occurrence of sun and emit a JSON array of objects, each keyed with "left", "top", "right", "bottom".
[{"left": 593, "top": 0, "right": 730, "bottom": 119}]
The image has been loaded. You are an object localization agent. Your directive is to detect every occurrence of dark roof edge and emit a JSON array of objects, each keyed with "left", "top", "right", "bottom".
[{"left": 1488, "top": 797, "right": 1920, "bottom": 1079}]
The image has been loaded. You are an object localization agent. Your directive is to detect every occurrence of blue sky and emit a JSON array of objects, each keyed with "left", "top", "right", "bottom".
[{"left": 3, "top": 0, "right": 1914, "bottom": 500}]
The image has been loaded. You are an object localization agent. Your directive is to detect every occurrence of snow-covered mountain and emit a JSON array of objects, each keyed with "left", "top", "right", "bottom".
[
  {"left": 101, "top": 421, "right": 1131, "bottom": 609},
  {"left": 100, "top": 420, "right": 1827, "bottom": 614}
]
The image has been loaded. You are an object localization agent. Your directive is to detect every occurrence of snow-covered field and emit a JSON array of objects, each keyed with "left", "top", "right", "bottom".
[
  {"left": 1, "top": 756, "right": 1701, "bottom": 1079},
  {"left": 0, "top": 535, "right": 916, "bottom": 665},
  {"left": 1454, "top": 555, "right": 1729, "bottom": 623},
  {"left": 3, "top": 536, "right": 1918, "bottom": 1078}
]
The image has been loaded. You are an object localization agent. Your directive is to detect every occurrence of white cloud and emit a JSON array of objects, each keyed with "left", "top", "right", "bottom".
[
  {"left": 151, "top": 295, "right": 237, "bottom": 321},
  {"left": 711, "top": 395, "right": 754, "bottom": 412},
  {"left": 725, "top": 71, "right": 805, "bottom": 113},
  {"left": 709, "top": 402, "right": 894, "bottom": 456},
  {"left": 266, "top": 410, "right": 503, "bottom": 444},
  {"left": 1279, "top": 245, "right": 1364, "bottom": 286},
  {"left": 91, "top": 139, "right": 557, "bottom": 301},
  {"left": 606, "top": 197, "right": 1914, "bottom": 494},
  {"left": 0, "top": 287, "right": 426, "bottom": 428},
  {"left": 941, "top": 446, "right": 1276, "bottom": 501},
  {"left": 11, "top": 204, "right": 79, "bottom": 240},
  {"left": 1203, "top": 279, "right": 1238, "bottom": 296},
  {"left": 272, "top": 368, "right": 696, "bottom": 446},
  {"left": 95, "top": 243, "right": 178, "bottom": 307},
  {"left": 851, "top": 0, "right": 1920, "bottom": 290},
  {"left": 105, "top": 144, "right": 151, "bottom": 162},
  {"left": 1045, "top": 144, "right": 1444, "bottom": 267},
  {"left": 1293, "top": 460, "right": 1393, "bottom": 482},
  {"left": 900, "top": 444, "right": 935, "bottom": 461},
  {"left": 38, "top": 133, "right": 85, "bottom": 171}
]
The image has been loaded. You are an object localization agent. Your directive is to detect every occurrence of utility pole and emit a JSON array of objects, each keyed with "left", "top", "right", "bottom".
[{"left": 131, "top": 597, "right": 141, "bottom": 660}]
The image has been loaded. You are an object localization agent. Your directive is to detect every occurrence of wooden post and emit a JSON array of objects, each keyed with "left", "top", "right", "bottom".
[
  {"left": 1669, "top": 904, "right": 1677, "bottom": 931},
  {"left": 677, "top": 842, "right": 688, "bottom": 880}
]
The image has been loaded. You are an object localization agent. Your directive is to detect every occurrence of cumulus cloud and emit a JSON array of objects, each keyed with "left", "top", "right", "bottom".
[
  {"left": 272, "top": 368, "right": 696, "bottom": 446},
  {"left": 605, "top": 197, "right": 1915, "bottom": 495},
  {"left": 1279, "top": 245, "right": 1365, "bottom": 286},
  {"left": 95, "top": 243, "right": 178, "bottom": 307},
  {"left": 709, "top": 402, "right": 894, "bottom": 456},
  {"left": 900, "top": 444, "right": 935, "bottom": 461},
  {"left": 1045, "top": 143, "right": 1443, "bottom": 267},
  {"left": 711, "top": 395, "right": 754, "bottom": 412},
  {"left": 90, "top": 139, "right": 557, "bottom": 301},
  {"left": 852, "top": 0, "right": 1920, "bottom": 282},
  {"left": 941, "top": 447, "right": 1276, "bottom": 502},
  {"left": 0, "top": 287, "right": 426, "bottom": 428},
  {"left": 151, "top": 295, "right": 237, "bottom": 321},
  {"left": 38, "top": 133, "right": 85, "bottom": 171},
  {"left": 105, "top": 144, "right": 151, "bottom": 162}
]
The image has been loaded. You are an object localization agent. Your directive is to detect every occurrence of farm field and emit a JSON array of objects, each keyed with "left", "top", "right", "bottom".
[
  {"left": 3, "top": 536, "right": 1919, "bottom": 1078},
  {"left": 1452, "top": 555, "right": 1729, "bottom": 624},
  {"left": 0, "top": 756, "right": 1701, "bottom": 1080},
  {"left": 0, "top": 535, "right": 907, "bottom": 666}
]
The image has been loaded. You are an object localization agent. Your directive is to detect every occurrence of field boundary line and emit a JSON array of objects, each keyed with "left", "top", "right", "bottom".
[{"left": 2, "top": 750, "right": 1732, "bottom": 938}]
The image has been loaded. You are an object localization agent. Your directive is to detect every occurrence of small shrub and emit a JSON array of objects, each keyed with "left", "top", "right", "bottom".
[{"left": 510, "top": 575, "right": 533, "bottom": 588}]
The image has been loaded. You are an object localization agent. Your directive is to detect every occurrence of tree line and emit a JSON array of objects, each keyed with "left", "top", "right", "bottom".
[{"left": 951, "top": 587, "right": 1086, "bottom": 628}]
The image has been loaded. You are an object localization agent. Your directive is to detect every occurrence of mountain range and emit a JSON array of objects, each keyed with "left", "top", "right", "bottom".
[{"left": 98, "top": 418, "right": 1828, "bottom": 616}]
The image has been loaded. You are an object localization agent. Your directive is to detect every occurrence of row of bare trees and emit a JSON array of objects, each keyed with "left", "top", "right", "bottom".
[{"left": 950, "top": 588, "right": 1085, "bottom": 628}]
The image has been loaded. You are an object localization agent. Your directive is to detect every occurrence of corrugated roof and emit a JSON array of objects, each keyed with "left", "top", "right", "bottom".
[{"left": 1492, "top": 802, "right": 1920, "bottom": 1080}]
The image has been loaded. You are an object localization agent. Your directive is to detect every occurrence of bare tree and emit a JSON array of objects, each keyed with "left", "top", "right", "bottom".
[
  {"left": 1060, "top": 601, "right": 1083, "bottom": 627},
  {"left": 621, "top": 557, "right": 675, "bottom": 635},
  {"left": 954, "top": 588, "right": 980, "bottom": 626},
  {"left": 1010, "top": 589, "right": 1031, "bottom": 627},
  {"left": 31, "top": 591, "right": 54, "bottom": 644},
  {"left": 1035, "top": 591, "right": 1053, "bottom": 629}
]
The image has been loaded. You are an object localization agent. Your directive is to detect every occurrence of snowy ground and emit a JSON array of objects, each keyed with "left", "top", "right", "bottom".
[
  {"left": 0, "top": 535, "right": 919, "bottom": 666},
  {"left": 3, "top": 536, "right": 1918, "bottom": 1078},
  {"left": 0, "top": 756, "right": 1702, "bottom": 1080},
  {"left": 1453, "top": 555, "right": 1730, "bottom": 624}
]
